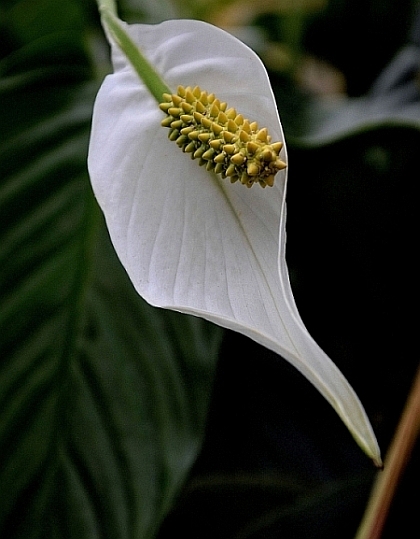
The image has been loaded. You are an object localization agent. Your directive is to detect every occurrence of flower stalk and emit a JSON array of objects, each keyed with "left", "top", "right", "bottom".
[
  {"left": 97, "top": 0, "right": 170, "bottom": 101},
  {"left": 355, "top": 363, "right": 420, "bottom": 539}
]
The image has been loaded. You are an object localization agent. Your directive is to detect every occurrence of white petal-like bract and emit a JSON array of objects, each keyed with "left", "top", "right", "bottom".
[{"left": 88, "top": 19, "right": 381, "bottom": 465}]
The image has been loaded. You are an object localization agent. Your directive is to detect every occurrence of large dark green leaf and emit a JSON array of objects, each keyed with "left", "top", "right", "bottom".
[
  {"left": 0, "top": 0, "right": 86, "bottom": 46},
  {"left": 290, "top": 44, "right": 420, "bottom": 147},
  {"left": 0, "top": 29, "right": 222, "bottom": 539}
]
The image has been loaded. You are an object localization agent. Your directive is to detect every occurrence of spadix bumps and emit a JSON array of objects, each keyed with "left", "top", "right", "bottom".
[{"left": 159, "top": 85, "right": 287, "bottom": 188}]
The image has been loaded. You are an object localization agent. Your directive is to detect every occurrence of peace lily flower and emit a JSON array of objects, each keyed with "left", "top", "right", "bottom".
[{"left": 88, "top": 2, "right": 381, "bottom": 466}]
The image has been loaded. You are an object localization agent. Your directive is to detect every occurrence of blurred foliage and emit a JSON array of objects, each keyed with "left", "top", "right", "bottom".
[{"left": 1, "top": 0, "right": 419, "bottom": 538}]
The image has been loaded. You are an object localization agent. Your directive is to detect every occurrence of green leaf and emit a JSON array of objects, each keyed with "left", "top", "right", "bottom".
[
  {"left": 292, "top": 45, "right": 420, "bottom": 147},
  {"left": 295, "top": 95, "right": 420, "bottom": 147},
  {"left": 1, "top": 0, "right": 86, "bottom": 45},
  {"left": 0, "top": 33, "right": 222, "bottom": 539}
]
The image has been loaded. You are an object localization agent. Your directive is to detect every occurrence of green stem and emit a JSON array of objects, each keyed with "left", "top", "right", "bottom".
[
  {"left": 97, "top": 0, "right": 117, "bottom": 16},
  {"left": 354, "top": 363, "right": 420, "bottom": 539},
  {"left": 97, "top": 0, "right": 171, "bottom": 102}
]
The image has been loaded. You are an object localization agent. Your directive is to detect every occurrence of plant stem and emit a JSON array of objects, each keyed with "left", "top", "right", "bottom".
[
  {"left": 96, "top": 0, "right": 171, "bottom": 102},
  {"left": 354, "top": 363, "right": 420, "bottom": 539},
  {"left": 97, "top": 0, "right": 117, "bottom": 16}
]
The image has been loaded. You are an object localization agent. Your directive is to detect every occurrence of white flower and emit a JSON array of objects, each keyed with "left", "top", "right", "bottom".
[{"left": 88, "top": 17, "right": 381, "bottom": 465}]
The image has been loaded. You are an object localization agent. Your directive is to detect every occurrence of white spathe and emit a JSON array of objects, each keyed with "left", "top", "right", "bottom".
[{"left": 88, "top": 18, "right": 381, "bottom": 465}]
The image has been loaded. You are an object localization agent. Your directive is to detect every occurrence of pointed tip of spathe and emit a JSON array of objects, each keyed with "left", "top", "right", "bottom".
[
  {"left": 348, "top": 422, "right": 382, "bottom": 469},
  {"left": 364, "top": 442, "right": 382, "bottom": 469},
  {"left": 362, "top": 443, "right": 382, "bottom": 469},
  {"left": 373, "top": 456, "right": 384, "bottom": 470}
]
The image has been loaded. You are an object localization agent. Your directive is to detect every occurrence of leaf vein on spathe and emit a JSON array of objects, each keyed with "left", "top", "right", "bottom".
[
  {"left": 171, "top": 178, "right": 188, "bottom": 303},
  {"left": 213, "top": 176, "right": 300, "bottom": 354}
]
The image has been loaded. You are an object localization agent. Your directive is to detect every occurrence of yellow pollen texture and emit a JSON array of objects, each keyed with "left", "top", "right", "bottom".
[{"left": 159, "top": 85, "right": 287, "bottom": 188}]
